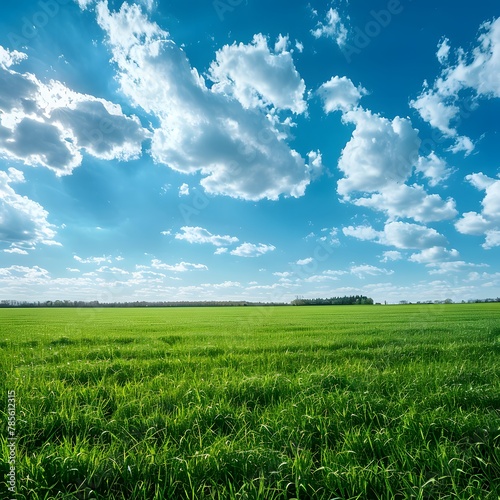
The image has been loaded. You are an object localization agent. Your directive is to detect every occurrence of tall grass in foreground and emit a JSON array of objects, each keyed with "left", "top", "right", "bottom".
[{"left": 0, "top": 304, "right": 499, "bottom": 499}]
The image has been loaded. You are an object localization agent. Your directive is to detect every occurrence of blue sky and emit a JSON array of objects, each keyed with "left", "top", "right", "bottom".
[{"left": 0, "top": 0, "right": 499, "bottom": 303}]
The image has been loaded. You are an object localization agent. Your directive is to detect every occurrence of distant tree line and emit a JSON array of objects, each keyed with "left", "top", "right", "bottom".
[
  {"left": 291, "top": 295, "right": 374, "bottom": 306},
  {"left": 1, "top": 296, "right": 499, "bottom": 308},
  {"left": 0, "top": 300, "right": 288, "bottom": 308}
]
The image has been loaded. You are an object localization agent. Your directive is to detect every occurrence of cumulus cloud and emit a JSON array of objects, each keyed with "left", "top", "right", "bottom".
[
  {"left": 411, "top": 17, "right": 500, "bottom": 155},
  {"left": 0, "top": 46, "right": 27, "bottom": 69},
  {"left": 484, "top": 230, "right": 500, "bottom": 249},
  {"left": 318, "top": 76, "right": 367, "bottom": 113},
  {"left": 311, "top": 8, "right": 348, "bottom": 47},
  {"left": 95, "top": 2, "right": 313, "bottom": 201},
  {"left": 174, "top": 226, "right": 239, "bottom": 247},
  {"left": 334, "top": 108, "right": 457, "bottom": 223},
  {"left": 353, "top": 184, "right": 457, "bottom": 223},
  {"left": 0, "top": 168, "right": 59, "bottom": 250},
  {"left": 0, "top": 46, "right": 149, "bottom": 175},
  {"left": 455, "top": 172, "right": 500, "bottom": 248},
  {"left": 343, "top": 221, "right": 447, "bottom": 250},
  {"left": 337, "top": 108, "right": 420, "bottom": 196},
  {"left": 230, "top": 243, "right": 275, "bottom": 257},
  {"left": 415, "top": 152, "right": 454, "bottom": 186},
  {"left": 209, "top": 34, "right": 307, "bottom": 114},
  {"left": 409, "top": 246, "right": 460, "bottom": 264},
  {"left": 296, "top": 257, "right": 313, "bottom": 265},
  {"left": 381, "top": 251, "right": 402, "bottom": 262},
  {"left": 382, "top": 221, "right": 448, "bottom": 249}
]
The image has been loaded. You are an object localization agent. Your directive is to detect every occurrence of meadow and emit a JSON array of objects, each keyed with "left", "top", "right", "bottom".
[{"left": 0, "top": 303, "right": 499, "bottom": 499}]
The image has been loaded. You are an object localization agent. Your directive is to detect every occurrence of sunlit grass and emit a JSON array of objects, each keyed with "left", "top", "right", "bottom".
[{"left": 1, "top": 304, "right": 499, "bottom": 498}]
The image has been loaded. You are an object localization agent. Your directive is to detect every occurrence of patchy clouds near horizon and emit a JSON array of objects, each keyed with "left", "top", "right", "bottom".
[{"left": 0, "top": 0, "right": 499, "bottom": 304}]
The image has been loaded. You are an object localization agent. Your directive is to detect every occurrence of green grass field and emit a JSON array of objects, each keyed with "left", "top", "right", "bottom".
[{"left": 1, "top": 304, "right": 499, "bottom": 499}]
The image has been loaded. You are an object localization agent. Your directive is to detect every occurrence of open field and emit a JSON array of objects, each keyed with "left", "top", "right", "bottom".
[{"left": 0, "top": 304, "right": 499, "bottom": 499}]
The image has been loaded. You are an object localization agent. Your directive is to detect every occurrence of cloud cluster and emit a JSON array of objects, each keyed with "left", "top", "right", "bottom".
[
  {"left": 175, "top": 226, "right": 239, "bottom": 247},
  {"left": 0, "top": 47, "right": 149, "bottom": 175},
  {"left": 209, "top": 34, "right": 307, "bottom": 114},
  {"left": 411, "top": 17, "right": 500, "bottom": 155},
  {"left": 0, "top": 168, "right": 59, "bottom": 251},
  {"left": 230, "top": 243, "right": 276, "bottom": 257},
  {"left": 455, "top": 173, "right": 500, "bottom": 248},
  {"left": 343, "top": 221, "right": 447, "bottom": 250},
  {"left": 334, "top": 108, "right": 455, "bottom": 223},
  {"left": 172, "top": 226, "right": 275, "bottom": 258},
  {"left": 95, "top": 2, "right": 315, "bottom": 201},
  {"left": 318, "top": 76, "right": 367, "bottom": 113},
  {"left": 150, "top": 259, "right": 208, "bottom": 272},
  {"left": 311, "top": 8, "right": 348, "bottom": 47}
]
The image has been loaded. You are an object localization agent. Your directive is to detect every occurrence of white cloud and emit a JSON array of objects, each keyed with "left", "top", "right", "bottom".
[
  {"left": 335, "top": 108, "right": 458, "bottom": 223},
  {"left": 353, "top": 184, "right": 457, "bottom": 223},
  {"left": 209, "top": 34, "right": 307, "bottom": 114},
  {"left": 415, "top": 152, "right": 453, "bottom": 186},
  {"left": 409, "top": 246, "right": 460, "bottom": 264},
  {"left": 179, "top": 183, "right": 190, "bottom": 196},
  {"left": 151, "top": 259, "right": 208, "bottom": 272},
  {"left": 350, "top": 264, "right": 393, "bottom": 278},
  {"left": 311, "top": 8, "right": 348, "bottom": 47},
  {"left": 411, "top": 18, "right": 500, "bottom": 154},
  {"left": 436, "top": 37, "right": 451, "bottom": 64},
  {"left": 411, "top": 89, "right": 461, "bottom": 138},
  {"left": 344, "top": 221, "right": 447, "bottom": 250},
  {"left": 318, "top": 76, "right": 367, "bottom": 113},
  {"left": 307, "top": 150, "right": 323, "bottom": 180},
  {"left": 95, "top": 3, "right": 312, "bottom": 201},
  {"left": 426, "top": 261, "right": 489, "bottom": 275},
  {"left": 337, "top": 108, "right": 420, "bottom": 197},
  {"left": 174, "top": 226, "right": 239, "bottom": 247},
  {"left": 0, "top": 265, "right": 50, "bottom": 282},
  {"left": 296, "top": 257, "right": 313, "bottom": 266},
  {"left": 3, "top": 247, "right": 29, "bottom": 254},
  {"left": 74, "top": 255, "right": 112, "bottom": 265},
  {"left": 75, "top": 0, "right": 96, "bottom": 9},
  {"left": 0, "top": 46, "right": 27, "bottom": 69},
  {"left": 484, "top": 230, "right": 500, "bottom": 249},
  {"left": 230, "top": 243, "right": 275, "bottom": 257},
  {"left": 437, "top": 18, "right": 500, "bottom": 99},
  {"left": 96, "top": 266, "right": 129, "bottom": 275},
  {"left": 455, "top": 211, "right": 492, "bottom": 236},
  {"left": 0, "top": 168, "right": 59, "bottom": 250},
  {"left": 342, "top": 225, "right": 380, "bottom": 241},
  {"left": 382, "top": 221, "right": 447, "bottom": 249},
  {"left": 381, "top": 251, "right": 402, "bottom": 262},
  {"left": 273, "top": 271, "right": 292, "bottom": 278},
  {"left": 304, "top": 274, "right": 339, "bottom": 283},
  {"left": 0, "top": 47, "right": 149, "bottom": 175},
  {"left": 455, "top": 173, "right": 500, "bottom": 248}
]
